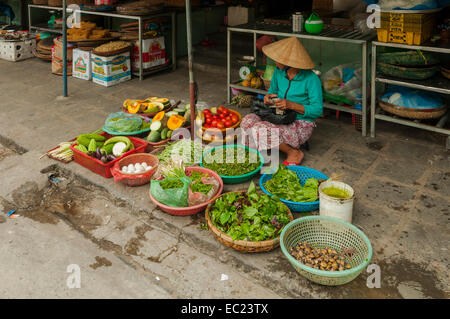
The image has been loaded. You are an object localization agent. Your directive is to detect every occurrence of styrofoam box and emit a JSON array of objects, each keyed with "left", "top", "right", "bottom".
[
  {"left": 72, "top": 48, "right": 92, "bottom": 80},
  {"left": 91, "top": 51, "right": 131, "bottom": 87},
  {"left": 0, "top": 39, "right": 36, "bottom": 62},
  {"left": 132, "top": 36, "right": 166, "bottom": 71}
]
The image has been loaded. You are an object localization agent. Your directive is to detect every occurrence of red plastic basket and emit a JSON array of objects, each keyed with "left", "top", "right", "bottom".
[
  {"left": 148, "top": 166, "right": 224, "bottom": 216},
  {"left": 111, "top": 153, "right": 159, "bottom": 186},
  {"left": 70, "top": 133, "right": 147, "bottom": 178}
]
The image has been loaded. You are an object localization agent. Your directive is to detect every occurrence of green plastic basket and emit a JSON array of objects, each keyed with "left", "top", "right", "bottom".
[
  {"left": 280, "top": 216, "right": 372, "bottom": 286},
  {"left": 199, "top": 145, "right": 264, "bottom": 184}
]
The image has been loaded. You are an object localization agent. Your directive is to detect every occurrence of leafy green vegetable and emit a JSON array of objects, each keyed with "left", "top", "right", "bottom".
[
  {"left": 202, "top": 147, "right": 261, "bottom": 176},
  {"left": 190, "top": 182, "right": 213, "bottom": 194},
  {"left": 156, "top": 139, "right": 203, "bottom": 166},
  {"left": 104, "top": 112, "right": 143, "bottom": 133},
  {"left": 160, "top": 179, "right": 184, "bottom": 190},
  {"left": 208, "top": 182, "right": 290, "bottom": 241},
  {"left": 263, "top": 165, "right": 319, "bottom": 202}
]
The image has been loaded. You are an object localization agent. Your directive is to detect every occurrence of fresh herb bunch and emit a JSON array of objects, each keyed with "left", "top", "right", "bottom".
[
  {"left": 156, "top": 140, "right": 203, "bottom": 166},
  {"left": 209, "top": 182, "right": 290, "bottom": 241},
  {"left": 160, "top": 179, "right": 184, "bottom": 190},
  {"left": 190, "top": 182, "right": 213, "bottom": 194},
  {"left": 263, "top": 165, "right": 319, "bottom": 202},
  {"left": 203, "top": 147, "right": 260, "bottom": 176}
]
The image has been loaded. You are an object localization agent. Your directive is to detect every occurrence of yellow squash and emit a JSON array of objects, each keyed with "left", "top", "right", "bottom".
[{"left": 167, "top": 114, "right": 185, "bottom": 130}]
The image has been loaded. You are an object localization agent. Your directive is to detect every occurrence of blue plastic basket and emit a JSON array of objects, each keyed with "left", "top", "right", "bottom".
[{"left": 259, "top": 166, "right": 328, "bottom": 212}]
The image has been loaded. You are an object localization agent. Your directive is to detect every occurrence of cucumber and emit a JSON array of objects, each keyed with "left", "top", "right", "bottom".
[
  {"left": 173, "top": 108, "right": 186, "bottom": 114},
  {"left": 147, "top": 130, "right": 161, "bottom": 143},
  {"left": 161, "top": 128, "right": 169, "bottom": 140},
  {"left": 150, "top": 120, "right": 162, "bottom": 132},
  {"left": 166, "top": 111, "right": 178, "bottom": 118},
  {"left": 166, "top": 130, "right": 173, "bottom": 139}
]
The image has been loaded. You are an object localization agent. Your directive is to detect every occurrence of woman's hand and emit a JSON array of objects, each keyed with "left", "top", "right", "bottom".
[
  {"left": 275, "top": 99, "right": 289, "bottom": 110},
  {"left": 264, "top": 94, "right": 277, "bottom": 105}
]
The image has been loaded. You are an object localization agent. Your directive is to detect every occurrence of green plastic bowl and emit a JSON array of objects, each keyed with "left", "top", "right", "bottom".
[{"left": 200, "top": 145, "right": 264, "bottom": 184}]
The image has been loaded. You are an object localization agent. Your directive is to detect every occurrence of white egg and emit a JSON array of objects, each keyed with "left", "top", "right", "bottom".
[
  {"left": 135, "top": 168, "right": 144, "bottom": 174},
  {"left": 128, "top": 165, "right": 135, "bottom": 173},
  {"left": 127, "top": 163, "right": 134, "bottom": 170},
  {"left": 141, "top": 162, "right": 148, "bottom": 168},
  {"left": 135, "top": 163, "right": 143, "bottom": 171},
  {"left": 145, "top": 166, "right": 152, "bottom": 171},
  {"left": 122, "top": 166, "right": 128, "bottom": 173}
]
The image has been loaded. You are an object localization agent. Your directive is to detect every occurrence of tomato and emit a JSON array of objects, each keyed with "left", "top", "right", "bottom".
[
  {"left": 216, "top": 122, "right": 225, "bottom": 129},
  {"left": 203, "top": 123, "right": 211, "bottom": 128},
  {"left": 205, "top": 117, "right": 212, "bottom": 125},
  {"left": 224, "top": 120, "right": 232, "bottom": 128},
  {"left": 218, "top": 106, "right": 225, "bottom": 114},
  {"left": 211, "top": 120, "right": 218, "bottom": 127},
  {"left": 222, "top": 108, "right": 229, "bottom": 116},
  {"left": 203, "top": 109, "right": 211, "bottom": 115},
  {"left": 219, "top": 113, "right": 227, "bottom": 119},
  {"left": 231, "top": 115, "right": 239, "bottom": 124}
]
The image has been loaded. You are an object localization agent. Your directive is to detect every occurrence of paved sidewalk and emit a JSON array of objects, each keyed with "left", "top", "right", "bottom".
[{"left": 0, "top": 58, "right": 449, "bottom": 298}]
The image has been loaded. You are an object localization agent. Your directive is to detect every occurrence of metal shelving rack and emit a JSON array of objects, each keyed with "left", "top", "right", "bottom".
[
  {"left": 28, "top": 4, "right": 176, "bottom": 80},
  {"left": 227, "top": 21, "right": 375, "bottom": 136},
  {"left": 370, "top": 41, "right": 450, "bottom": 148}
]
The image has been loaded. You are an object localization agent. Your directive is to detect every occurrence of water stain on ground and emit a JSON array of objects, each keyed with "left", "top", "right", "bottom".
[
  {"left": 0, "top": 215, "right": 6, "bottom": 223},
  {"left": 90, "top": 256, "right": 112, "bottom": 270},
  {"left": 124, "top": 223, "right": 152, "bottom": 256}
]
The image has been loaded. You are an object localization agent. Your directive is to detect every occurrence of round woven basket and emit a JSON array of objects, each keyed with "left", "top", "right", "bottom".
[
  {"left": 280, "top": 216, "right": 372, "bottom": 286},
  {"left": 379, "top": 101, "right": 447, "bottom": 120},
  {"left": 205, "top": 191, "right": 294, "bottom": 253},
  {"left": 111, "top": 153, "right": 159, "bottom": 187}
]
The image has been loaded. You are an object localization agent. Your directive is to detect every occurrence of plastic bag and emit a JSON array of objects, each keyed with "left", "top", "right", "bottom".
[
  {"left": 188, "top": 176, "right": 220, "bottom": 206},
  {"left": 250, "top": 98, "right": 297, "bottom": 125},
  {"left": 322, "top": 63, "right": 362, "bottom": 103},
  {"left": 382, "top": 86, "right": 444, "bottom": 109},
  {"left": 150, "top": 176, "right": 192, "bottom": 207},
  {"left": 104, "top": 112, "right": 143, "bottom": 133},
  {"left": 377, "top": 0, "right": 438, "bottom": 10}
]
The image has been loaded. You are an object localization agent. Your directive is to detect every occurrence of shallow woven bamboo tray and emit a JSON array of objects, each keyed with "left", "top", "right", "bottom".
[
  {"left": 92, "top": 45, "right": 132, "bottom": 57},
  {"left": 379, "top": 101, "right": 447, "bottom": 120},
  {"left": 205, "top": 190, "right": 294, "bottom": 253},
  {"left": 378, "top": 62, "right": 438, "bottom": 80}
]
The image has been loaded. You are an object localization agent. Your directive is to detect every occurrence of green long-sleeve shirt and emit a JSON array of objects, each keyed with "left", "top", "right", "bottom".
[{"left": 268, "top": 68, "right": 323, "bottom": 122}]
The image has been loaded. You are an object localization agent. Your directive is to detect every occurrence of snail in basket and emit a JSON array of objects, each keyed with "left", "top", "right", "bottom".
[
  {"left": 121, "top": 162, "right": 153, "bottom": 174},
  {"left": 289, "top": 241, "right": 353, "bottom": 271}
]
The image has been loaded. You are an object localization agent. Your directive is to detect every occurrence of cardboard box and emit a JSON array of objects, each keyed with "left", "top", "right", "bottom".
[
  {"left": 72, "top": 48, "right": 92, "bottom": 80},
  {"left": 0, "top": 38, "right": 36, "bottom": 62},
  {"left": 91, "top": 51, "right": 131, "bottom": 87},
  {"left": 227, "top": 6, "right": 255, "bottom": 27},
  {"left": 132, "top": 36, "right": 166, "bottom": 71}
]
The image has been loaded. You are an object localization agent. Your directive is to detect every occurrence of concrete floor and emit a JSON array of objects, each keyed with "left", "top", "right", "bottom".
[{"left": 0, "top": 57, "right": 449, "bottom": 299}]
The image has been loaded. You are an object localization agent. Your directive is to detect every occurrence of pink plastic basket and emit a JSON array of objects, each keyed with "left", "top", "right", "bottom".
[
  {"left": 149, "top": 166, "right": 224, "bottom": 216},
  {"left": 111, "top": 153, "right": 159, "bottom": 186}
]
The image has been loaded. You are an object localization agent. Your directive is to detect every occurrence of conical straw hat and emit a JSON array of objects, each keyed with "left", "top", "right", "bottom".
[{"left": 262, "top": 37, "right": 315, "bottom": 69}]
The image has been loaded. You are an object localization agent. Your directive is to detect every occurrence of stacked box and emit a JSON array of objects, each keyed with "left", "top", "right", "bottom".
[
  {"left": 92, "top": 51, "right": 131, "bottom": 87},
  {"left": 132, "top": 36, "right": 166, "bottom": 71},
  {"left": 72, "top": 48, "right": 92, "bottom": 80},
  {"left": 0, "top": 38, "right": 36, "bottom": 62}
]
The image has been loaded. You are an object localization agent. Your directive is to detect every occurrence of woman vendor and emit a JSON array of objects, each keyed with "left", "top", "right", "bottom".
[{"left": 241, "top": 37, "right": 323, "bottom": 165}]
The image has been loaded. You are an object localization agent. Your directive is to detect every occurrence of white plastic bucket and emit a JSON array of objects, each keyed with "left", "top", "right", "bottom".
[{"left": 319, "top": 181, "right": 355, "bottom": 223}]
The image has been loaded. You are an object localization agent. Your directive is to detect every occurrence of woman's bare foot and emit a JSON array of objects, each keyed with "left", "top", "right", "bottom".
[{"left": 286, "top": 149, "right": 304, "bottom": 164}]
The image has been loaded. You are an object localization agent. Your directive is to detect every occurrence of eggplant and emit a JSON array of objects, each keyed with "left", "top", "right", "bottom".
[
  {"left": 96, "top": 147, "right": 102, "bottom": 159},
  {"left": 100, "top": 156, "right": 108, "bottom": 163},
  {"left": 107, "top": 155, "right": 116, "bottom": 162}
]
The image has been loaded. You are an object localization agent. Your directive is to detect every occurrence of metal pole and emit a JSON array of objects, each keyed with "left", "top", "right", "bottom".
[
  {"left": 62, "top": 0, "right": 67, "bottom": 97},
  {"left": 139, "top": 17, "right": 143, "bottom": 80},
  {"left": 186, "top": 0, "right": 195, "bottom": 140},
  {"left": 361, "top": 42, "right": 367, "bottom": 137},
  {"left": 370, "top": 43, "right": 377, "bottom": 138},
  {"left": 227, "top": 28, "right": 231, "bottom": 104}
]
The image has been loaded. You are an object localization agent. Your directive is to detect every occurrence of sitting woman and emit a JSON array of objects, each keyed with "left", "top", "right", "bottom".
[{"left": 241, "top": 37, "right": 323, "bottom": 165}]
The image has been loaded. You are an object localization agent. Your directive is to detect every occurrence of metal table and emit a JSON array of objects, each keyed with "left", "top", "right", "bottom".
[
  {"left": 227, "top": 21, "right": 375, "bottom": 136},
  {"left": 370, "top": 41, "right": 450, "bottom": 149},
  {"left": 28, "top": 4, "right": 176, "bottom": 80}
]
